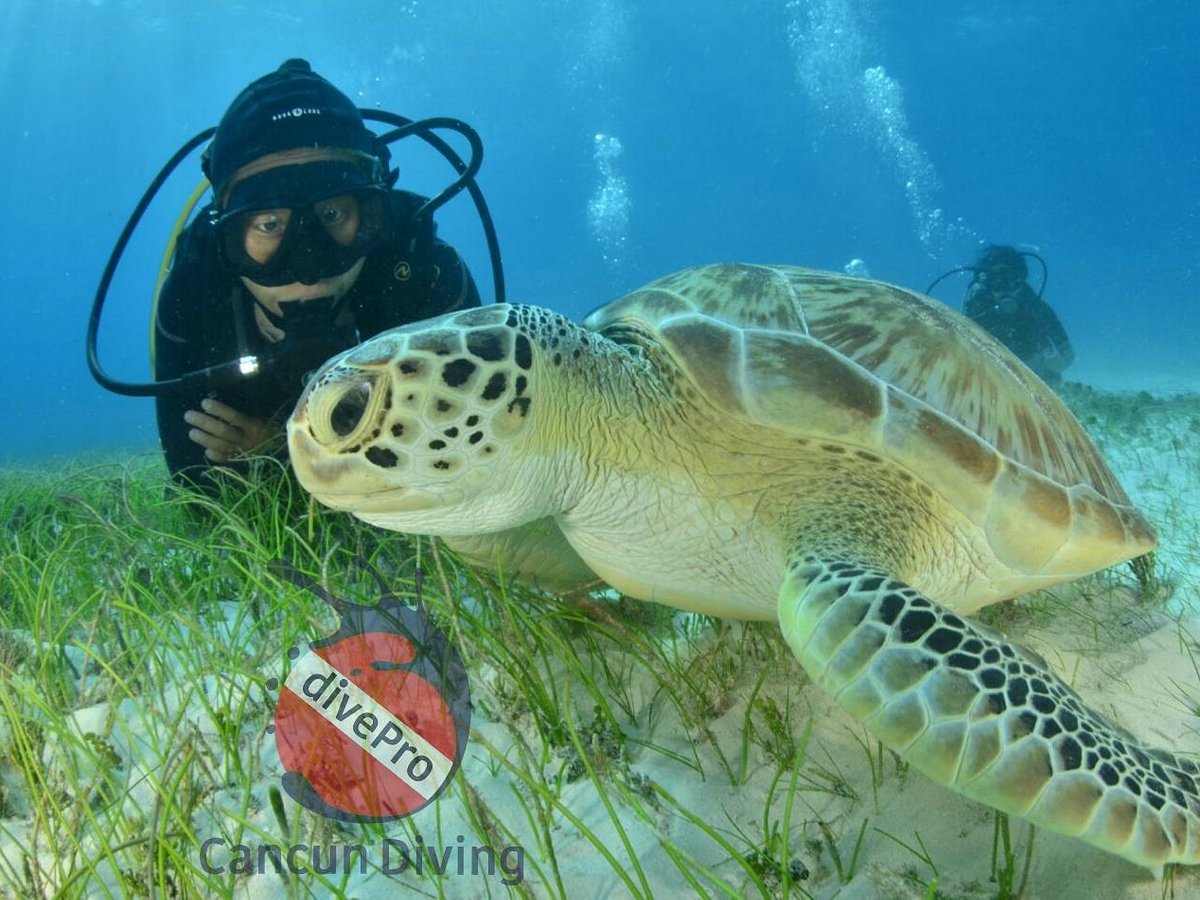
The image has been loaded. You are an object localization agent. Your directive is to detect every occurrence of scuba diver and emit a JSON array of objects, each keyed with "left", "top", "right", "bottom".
[
  {"left": 158, "top": 58, "right": 479, "bottom": 491},
  {"left": 930, "top": 245, "right": 1075, "bottom": 386},
  {"left": 88, "top": 58, "right": 504, "bottom": 495}
]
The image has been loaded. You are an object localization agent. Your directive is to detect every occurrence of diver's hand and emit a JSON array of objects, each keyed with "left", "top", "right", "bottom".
[
  {"left": 253, "top": 303, "right": 285, "bottom": 343},
  {"left": 184, "top": 398, "right": 271, "bottom": 462}
]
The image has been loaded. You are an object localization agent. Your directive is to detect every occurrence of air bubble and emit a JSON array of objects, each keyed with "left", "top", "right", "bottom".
[
  {"left": 786, "top": 1, "right": 979, "bottom": 257},
  {"left": 587, "top": 133, "right": 630, "bottom": 265}
]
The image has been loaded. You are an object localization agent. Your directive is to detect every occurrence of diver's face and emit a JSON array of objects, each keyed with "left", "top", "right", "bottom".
[
  {"left": 984, "top": 267, "right": 1021, "bottom": 291},
  {"left": 221, "top": 147, "right": 377, "bottom": 310}
]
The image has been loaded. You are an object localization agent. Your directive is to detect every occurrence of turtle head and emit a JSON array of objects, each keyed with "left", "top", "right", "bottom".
[{"left": 288, "top": 304, "right": 561, "bottom": 533}]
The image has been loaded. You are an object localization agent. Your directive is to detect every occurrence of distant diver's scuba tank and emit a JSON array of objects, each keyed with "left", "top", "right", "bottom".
[
  {"left": 87, "top": 112, "right": 505, "bottom": 397},
  {"left": 925, "top": 248, "right": 1048, "bottom": 308}
]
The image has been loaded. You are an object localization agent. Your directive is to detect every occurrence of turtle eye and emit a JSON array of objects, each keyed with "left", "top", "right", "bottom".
[
  {"left": 306, "top": 373, "right": 379, "bottom": 446},
  {"left": 330, "top": 381, "right": 372, "bottom": 437}
]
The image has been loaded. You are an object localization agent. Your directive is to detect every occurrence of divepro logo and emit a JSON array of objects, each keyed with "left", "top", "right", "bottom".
[{"left": 267, "top": 560, "right": 471, "bottom": 821}]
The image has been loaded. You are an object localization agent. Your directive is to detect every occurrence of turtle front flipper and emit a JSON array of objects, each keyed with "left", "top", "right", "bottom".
[{"left": 777, "top": 556, "right": 1200, "bottom": 870}]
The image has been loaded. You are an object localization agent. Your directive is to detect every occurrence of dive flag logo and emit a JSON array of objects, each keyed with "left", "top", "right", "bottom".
[{"left": 267, "top": 560, "right": 471, "bottom": 821}]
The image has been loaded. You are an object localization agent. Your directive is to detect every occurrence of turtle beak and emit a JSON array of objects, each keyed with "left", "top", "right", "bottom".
[{"left": 288, "top": 416, "right": 350, "bottom": 499}]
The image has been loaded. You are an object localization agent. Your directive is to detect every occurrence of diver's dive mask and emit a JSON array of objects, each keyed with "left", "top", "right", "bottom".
[
  {"left": 980, "top": 266, "right": 1022, "bottom": 292},
  {"left": 215, "top": 185, "right": 391, "bottom": 287}
]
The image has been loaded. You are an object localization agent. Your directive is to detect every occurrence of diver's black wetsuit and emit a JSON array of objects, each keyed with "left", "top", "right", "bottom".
[
  {"left": 154, "top": 190, "right": 480, "bottom": 490},
  {"left": 963, "top": 281, "right": 1072, "bottom": 379}
]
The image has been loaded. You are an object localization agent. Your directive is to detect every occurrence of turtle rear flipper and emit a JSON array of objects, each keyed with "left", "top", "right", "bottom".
[{"left": 777, "top": 555, "right": 1200, "bottom": 871}]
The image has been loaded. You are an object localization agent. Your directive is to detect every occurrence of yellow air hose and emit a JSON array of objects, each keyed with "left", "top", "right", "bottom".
[{"left": 149, "top": 177, "right": 211, "bottom": 368}]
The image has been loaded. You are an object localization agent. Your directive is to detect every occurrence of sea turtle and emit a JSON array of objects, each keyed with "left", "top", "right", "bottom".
[{"left": 287, "top": 263, "right": 1198, "bottom": 870}]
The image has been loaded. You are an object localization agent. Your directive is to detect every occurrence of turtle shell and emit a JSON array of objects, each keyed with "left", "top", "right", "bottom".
[{"left": 584, "top": 263, "right": 1154, "bottom": 579}]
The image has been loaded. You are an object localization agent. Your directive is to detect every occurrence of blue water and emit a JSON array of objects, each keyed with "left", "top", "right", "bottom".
[{"left": 1, "top": 0, "right": 1196, "bottom": 463}]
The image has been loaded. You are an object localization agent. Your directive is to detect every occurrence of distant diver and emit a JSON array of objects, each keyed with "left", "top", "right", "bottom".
[{"left": 928, "top": 245, "right": 1074, "bottom": 386}]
